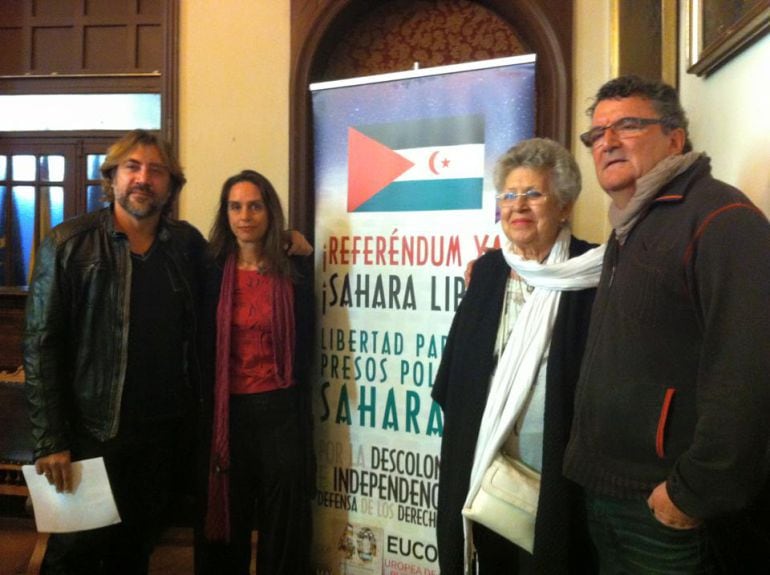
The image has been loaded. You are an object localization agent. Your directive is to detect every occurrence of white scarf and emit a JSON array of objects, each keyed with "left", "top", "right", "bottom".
[{"left": 462, "top": 226, "right": 605, "bottom": 567}]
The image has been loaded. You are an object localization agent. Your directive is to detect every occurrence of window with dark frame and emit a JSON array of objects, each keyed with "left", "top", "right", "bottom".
[
  {"left": 0, "top": 139, "right": 113, "bottom": 287},
  {"left": 0, "top": 0, "right": 177, "bottom": 289}
]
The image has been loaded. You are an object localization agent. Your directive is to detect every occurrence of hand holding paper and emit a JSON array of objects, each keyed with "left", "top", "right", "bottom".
[
  {"left": 34, "top": 450, "right": 73, "bottom": 493},
  {"left": 22, "top": 457, "right": 121, "bottom": 533}
]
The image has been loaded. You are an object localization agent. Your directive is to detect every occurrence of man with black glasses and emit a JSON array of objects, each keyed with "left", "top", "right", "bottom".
[{"left": 564, "top": 75, "right": 770, "bottom": 573}]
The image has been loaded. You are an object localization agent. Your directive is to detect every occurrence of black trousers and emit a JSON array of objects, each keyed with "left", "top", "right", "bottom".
[
  {"left": 198, "top": 387, "right": 312, "bottom": 575},
  {"left": 473, "top": 522, "right": 534, "bottom": 575},
  {"left": 41, "top": 418, "right": 190, "bottom": 575}
]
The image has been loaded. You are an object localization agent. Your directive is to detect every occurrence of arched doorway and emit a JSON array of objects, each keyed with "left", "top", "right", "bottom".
[{"left": 289, "top": 0, "right": 572, "bottom": 233}]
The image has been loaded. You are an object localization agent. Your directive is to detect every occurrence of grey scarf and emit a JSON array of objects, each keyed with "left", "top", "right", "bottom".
[{"left": 609, "top": 151, "right": 702, "bottom": 244}]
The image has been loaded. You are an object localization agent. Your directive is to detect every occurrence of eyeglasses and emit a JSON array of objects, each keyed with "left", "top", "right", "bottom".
[
  {"left": 495, "top": 189, "right": 547, "bottom": 205},
  {"left": 580, "top": 117, "right": 666, "bottom": 148}
]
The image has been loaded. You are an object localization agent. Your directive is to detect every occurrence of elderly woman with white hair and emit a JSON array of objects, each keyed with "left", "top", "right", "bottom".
[{"left": 432, "top": 138, "right": 604, "bottom": 574}]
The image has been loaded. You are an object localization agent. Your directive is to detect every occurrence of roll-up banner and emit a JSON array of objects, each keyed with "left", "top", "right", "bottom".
[{"left": 310, "top": 54, "right": 536, "bottom": 575}]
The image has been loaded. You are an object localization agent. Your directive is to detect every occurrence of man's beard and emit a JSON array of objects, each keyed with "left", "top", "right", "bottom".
[{"left": 117, "top": 186, "right": 166, "bottom": 219}]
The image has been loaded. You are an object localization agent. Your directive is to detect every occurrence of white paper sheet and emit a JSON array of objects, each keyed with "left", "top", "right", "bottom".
[{"left": 22, "top": 457, "right": 121, "bottom": 533}]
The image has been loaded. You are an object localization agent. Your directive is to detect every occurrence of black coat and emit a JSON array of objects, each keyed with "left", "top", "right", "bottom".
[
  {"left": 24, "top": 208, "right": 206, "bottom": 457},
  {"left": 431, "top": 237, "right": 597, "bottom": 574},
  {"left": 198, "top": 254, "right": 316, "bottom": 497}
]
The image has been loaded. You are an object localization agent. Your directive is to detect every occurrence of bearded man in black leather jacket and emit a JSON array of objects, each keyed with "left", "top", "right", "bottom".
[{"left": 24, "top": 129, "right": 207, "bottom": 575}]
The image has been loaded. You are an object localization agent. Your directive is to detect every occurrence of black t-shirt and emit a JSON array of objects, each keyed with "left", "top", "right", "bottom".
[{"left": 120, "top": 243, "right": 189, "bottom": 431}]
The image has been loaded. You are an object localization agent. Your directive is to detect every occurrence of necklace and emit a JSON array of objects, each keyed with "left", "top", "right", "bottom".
[
  {"left": 237, "top": 257, "right": 268, "bottom": 273},
  {"left": 511, "top": 271, "right": 534, "bottom": 298},
  {"left": 511, "top": 276, "right": 526, "bottom": 308},
  {"left": 494, "top": 274, "right": 531, "bottom": 359}
]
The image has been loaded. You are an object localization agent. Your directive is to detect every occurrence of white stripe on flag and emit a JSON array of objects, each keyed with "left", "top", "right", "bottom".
[{"left": 394, "top": 144, "right": 484, "bottom": 181}]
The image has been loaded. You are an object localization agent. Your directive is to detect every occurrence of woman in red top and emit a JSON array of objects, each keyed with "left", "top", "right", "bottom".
[{"left": 197, "top": 170, "right": 315, "bottom": 574}]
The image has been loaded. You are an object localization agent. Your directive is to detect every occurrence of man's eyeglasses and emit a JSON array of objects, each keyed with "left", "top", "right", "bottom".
[
  {"left": 580, "top": 117, "right": 666, "bottom": 148},
  {"left": 495, "top": 189, "right": 546, "bottom": 205}
]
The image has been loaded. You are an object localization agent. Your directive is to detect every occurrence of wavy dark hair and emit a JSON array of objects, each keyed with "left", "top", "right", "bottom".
[
  {"left": 100, "top": 129, "right": 186, "bottom": 217},
  {"left": 208, "top": 170, "right": 292, "bottom": 277},
  {"left": 587, "top": 75, "right": 692, "bottom": 153}
]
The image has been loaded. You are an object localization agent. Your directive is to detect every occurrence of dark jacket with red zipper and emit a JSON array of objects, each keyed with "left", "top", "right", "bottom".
[{"left": 563, "top": 155, "right": 770, "bottom": 568}]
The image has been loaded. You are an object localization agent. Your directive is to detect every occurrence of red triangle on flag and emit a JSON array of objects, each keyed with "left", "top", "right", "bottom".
[{"left": 347, "top": 127, "right": 415, "bottom": 212}]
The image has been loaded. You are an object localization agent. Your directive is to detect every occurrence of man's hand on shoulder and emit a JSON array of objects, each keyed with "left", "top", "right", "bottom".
[
  {"left": 284, "top": 230, "right": 313, "bottom": 256},
  {"left": 465, "top": 247, "right": 496, "bottom": 286}
]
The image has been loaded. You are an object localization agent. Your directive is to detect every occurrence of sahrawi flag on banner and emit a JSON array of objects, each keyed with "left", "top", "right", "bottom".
[{"left": 347, "top": 114, "right": 485, "bottom": 212}]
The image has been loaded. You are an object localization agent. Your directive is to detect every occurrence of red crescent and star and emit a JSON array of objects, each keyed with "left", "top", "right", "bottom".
[{"left": 428, "top": 150, "right": 451, "bottom": 175}]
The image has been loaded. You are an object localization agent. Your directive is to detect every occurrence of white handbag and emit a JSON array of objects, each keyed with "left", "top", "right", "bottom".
[{"left": 462, "top": 452, "right": 541, "bottom": 553}]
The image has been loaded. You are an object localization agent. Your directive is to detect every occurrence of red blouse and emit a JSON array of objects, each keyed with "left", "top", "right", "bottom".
[{"left": 229, "top": 269, "right": 285, "bottom": 394}]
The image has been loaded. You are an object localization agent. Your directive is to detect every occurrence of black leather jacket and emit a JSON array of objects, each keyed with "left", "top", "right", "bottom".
[{"left": 23, "top": 207, "right": 206, "bottom": 459}]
